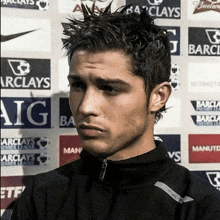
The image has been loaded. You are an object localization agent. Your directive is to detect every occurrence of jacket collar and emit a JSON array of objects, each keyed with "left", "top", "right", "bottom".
[{"left": 79, "top": 140, "right": 172, "bottom": 186}]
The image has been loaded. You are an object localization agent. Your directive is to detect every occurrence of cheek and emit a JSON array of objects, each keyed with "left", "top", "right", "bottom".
[
  {"left": 126, "top": 105, "right": 148, "bottom": 130},
  {"left": 69, "top": 93, "right": 80, "bottom": 116},
  {"left": 69, "top": 96, "right": 74, "bottom": 114},
  {"left": 109, "top": 97, "right": 148, "bottom": 133}
]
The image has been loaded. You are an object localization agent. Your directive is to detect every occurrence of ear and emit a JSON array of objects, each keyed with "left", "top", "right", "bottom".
[{"left": 149, "top": 82, "right": 172, "bottom": 113}]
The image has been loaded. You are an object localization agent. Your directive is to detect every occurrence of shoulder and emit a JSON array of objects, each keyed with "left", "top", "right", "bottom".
[
  {"left": 160, "top": 161, "right": 220, "bottom": 204},
  {"left": 156, "top": 161, "right": 220, "bottom": 218},
  {"left": 33, "top": 158, "right": 83, "bottom": 189},
  {"left": 17, "top": 159, "right": 83, "bottom": 198},
  {"left": 10, "top": 160, "right": 83, "bottom": 220}
]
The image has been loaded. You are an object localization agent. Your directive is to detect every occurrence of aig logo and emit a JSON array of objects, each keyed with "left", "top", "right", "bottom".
[
  {"left": 163, "top": 27, "right": 180, "bottom": 55},
  {"left": 1, "top": 97, "right": 51, "bottom": 129}
]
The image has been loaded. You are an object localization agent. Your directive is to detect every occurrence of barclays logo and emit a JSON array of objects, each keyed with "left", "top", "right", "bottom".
[
  {"left": 1, "top": 57, "right": 51, "bottom": 90},
  {"left": 125, "top": 0, "right": 180, "bottom": 19},
  {"left": 191, "top": 100, "right": 220, "bottom": 111},
  {"left": 191, "top": 115, "right": 220, "bottom": 126},
  {"left": 188, "top": 27, "right": 220, "bottom": 56},
  {"left": 1, "top": 152, "right": 49, "bottom": 166},
  {"left": 1, "top": 0, "right": 49, "bottom": 11},
  {"left": 1, "top": 137, "right": 50, "bottom": 150},
  {"left": 59, "top": 98, "right": 76, "bottom": 128}
]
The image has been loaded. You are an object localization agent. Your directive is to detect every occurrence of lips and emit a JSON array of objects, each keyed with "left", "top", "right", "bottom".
[{"left": 78, "top": 123, "right": 106, "bottom": 138}]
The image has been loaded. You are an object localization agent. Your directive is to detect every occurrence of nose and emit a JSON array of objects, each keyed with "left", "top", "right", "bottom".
[{"left": 78, "top": 87, "right": 100, "bottom": 117}]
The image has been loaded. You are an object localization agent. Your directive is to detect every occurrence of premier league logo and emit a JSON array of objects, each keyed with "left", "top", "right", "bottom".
[
  {"left": 37, "top": 137, "right": 49, "bottom": 150},
  {"left": 206, "top": 29, "right": 220, "bottom": 44},
  {"left": 8, "top": 59, "right": 30, "bottom": 76},
  {"left": 147, "top": 0, "right": 163, "bottom": 5},
  {"left": 37, "top": 153, "right": 48, "bottom": 165},
  {"left": 169, "top": 64, "right": 180, "bottom": 90},
  {"left": 36, "top": 0, "right": 49, "bottom": 11},
  {"left": 206, "top": 172, "right": 220, "bottom": 188}
]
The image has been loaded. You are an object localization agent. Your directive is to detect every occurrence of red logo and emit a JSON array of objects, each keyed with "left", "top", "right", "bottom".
[
  {"left": 193, "top": 0, "right": 220, "bottom": 14},
  {"left": 189, "top": 134, "right": 220, "bottom": 163},
  {"left": 59, "top": 135, "right": 82, "bottom": 166},
  {"left": 1, "top": 176, "right": 31, "bottom": 210}
]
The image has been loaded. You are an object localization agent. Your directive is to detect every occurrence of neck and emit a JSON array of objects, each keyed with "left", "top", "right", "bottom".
[{"left": 107, "top": 130, "right": 156, "bottom": 161}]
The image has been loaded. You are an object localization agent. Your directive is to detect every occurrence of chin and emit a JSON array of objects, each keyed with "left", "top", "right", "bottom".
[{"left": 81, "top": 140, "right": 114, "bottom": 159}]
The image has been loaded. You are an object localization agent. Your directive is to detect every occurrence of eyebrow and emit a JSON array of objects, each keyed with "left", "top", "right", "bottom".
[
  {"left": 95, "top": 77, "right": 131, "bottom": 88},
  {"left": 67, "top": 75, "right": 81, "bottom": 81},
  {"left": 67, "top": 74, "right": 131, "bottom": 87}
]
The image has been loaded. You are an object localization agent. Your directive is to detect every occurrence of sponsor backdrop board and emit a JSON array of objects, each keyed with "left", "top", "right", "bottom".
[{"left": 1, "top": 0, "right": 220, "bottom": 217}]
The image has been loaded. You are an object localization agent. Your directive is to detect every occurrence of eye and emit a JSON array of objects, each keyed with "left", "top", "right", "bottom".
[
  {"left": 70, "top": 81, "right": 86, "bottom": 91},
  {"left": 100, "top": 85, "right": 120, "bottom": 95}
]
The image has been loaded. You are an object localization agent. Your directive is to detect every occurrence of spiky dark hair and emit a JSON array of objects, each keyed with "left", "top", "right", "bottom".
[{"left": 63, "top": 4, "right": 171, "bottom": 123}]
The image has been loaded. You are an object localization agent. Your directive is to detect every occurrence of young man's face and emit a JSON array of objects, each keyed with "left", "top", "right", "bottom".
[{"left": 68, "top": 50, "right": 155, "bottom": 160}]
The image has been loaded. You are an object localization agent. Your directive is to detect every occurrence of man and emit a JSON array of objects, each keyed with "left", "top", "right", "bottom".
[{"left": 11, "top": 4, "right": 220, "bottom": 220}]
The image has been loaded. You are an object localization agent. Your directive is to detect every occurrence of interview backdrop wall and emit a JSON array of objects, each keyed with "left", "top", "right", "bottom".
[{"left": 1, "top": 0, "right": 220, "bottom": 216}]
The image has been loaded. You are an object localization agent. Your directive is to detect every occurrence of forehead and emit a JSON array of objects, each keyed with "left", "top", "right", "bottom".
[{"left": 70, "top": 50, "right": 134, "bottom": 74}]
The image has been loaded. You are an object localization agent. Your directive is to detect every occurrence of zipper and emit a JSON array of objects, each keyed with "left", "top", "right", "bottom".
[{"left": 99, "top": 159, "right": 108, "bottom": 182}]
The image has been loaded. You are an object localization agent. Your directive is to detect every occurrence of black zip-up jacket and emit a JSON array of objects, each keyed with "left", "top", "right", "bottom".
[{"left": 10, "top": 141, "right": 220, "bottom": 220}]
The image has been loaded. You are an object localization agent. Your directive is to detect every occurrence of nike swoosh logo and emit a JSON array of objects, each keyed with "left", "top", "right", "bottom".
[{"left": 1, "top": 29, "right": 38, "bottom": 42}]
